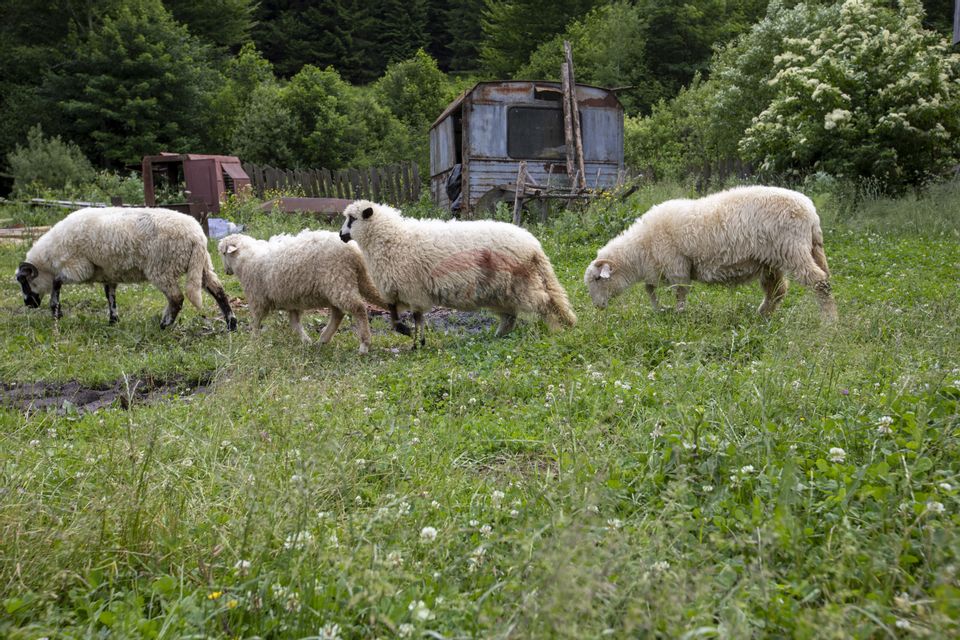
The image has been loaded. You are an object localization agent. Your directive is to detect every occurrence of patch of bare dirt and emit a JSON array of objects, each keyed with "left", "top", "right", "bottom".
[{"left": 0, "top": 374, "right": 212, "bottom": 415}]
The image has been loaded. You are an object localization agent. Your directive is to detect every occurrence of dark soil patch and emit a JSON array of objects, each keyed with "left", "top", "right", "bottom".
[
  {"left": 0, "top": 374, "right": 213, "bottom": 415},
  {"left": 367, "top": 307, "right": 497, "bottom": 336}
]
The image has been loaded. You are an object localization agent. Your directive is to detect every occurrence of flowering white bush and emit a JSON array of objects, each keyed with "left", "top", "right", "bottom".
[{"left": 735, "top": 0, "right": 960, "bottom": 192}]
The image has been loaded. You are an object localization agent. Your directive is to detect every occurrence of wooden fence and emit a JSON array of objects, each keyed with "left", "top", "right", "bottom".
[{"left": 242, "top": 161, "right": 421, "bottom": 204}]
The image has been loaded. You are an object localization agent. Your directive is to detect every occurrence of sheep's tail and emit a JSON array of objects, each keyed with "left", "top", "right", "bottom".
[
  {"left": 184, "top": 243, "right": 208, "bottom": 310},
  {"left": 811, "top": 223, "right": 830, "bottom": 276},
  {"left": 356, "top": 259, "right": 389, "bottom": 310},
  {"left": 532, "top": 252, "right": 577, "bottom": 329}
]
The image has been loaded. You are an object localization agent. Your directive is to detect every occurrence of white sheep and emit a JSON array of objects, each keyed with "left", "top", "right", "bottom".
[
  {"left": 584, "top": 186, "right": 838, "bottom": 321},
  {"left": 338, "top": 199, "right": 576, "bottom": 346},
  {"left": 15, "top": 206, "right": 237, "bottom": 329},
  {"left": 218, "top": 230, "right": 387, "bottom": 353}
]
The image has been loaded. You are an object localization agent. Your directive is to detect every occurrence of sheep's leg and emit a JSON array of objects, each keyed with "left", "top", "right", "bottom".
[
  {"left": 318, "top": 307, "right": 344, "bottom": 345},
  {"left": 104, "top": 283, "right": 118, "bottom": 324},
  {"left": 495, "top": 313, "right": 517, "bottom": 337},
  {"left": 159, "top": 291, "right": 184, "bottom": 329},
  {"left": 412, "top": 311, "right": 426, "bottom": 349},
  {"left": 249, "top": 306, "right": 263, "bottom": 336},
  {"left": 673, "top": 284, "right": 689, "bottom": 312},
  {"left": 49, "top": 279, "right": 63, "bottom": 319},
  {"left": 288, "top": 310, "right": 311, "bottom": 344},
  {"left": 790, "top": 254, "right": 838, "bottom": 322},
  {"left": 348, "top": 304, "right": 372, "bottom": 354},
  {"left": 203, "top": 275, "right": 237, "bottom": 331},
  {"left": 758, "top": 269, "right": 789, "bottom": 317},
  {"left": 644, "top": 284, "right": 661, "bottom": 312},
  {"left": 388, "top": 304, "right": 412, "bottom": 336}
]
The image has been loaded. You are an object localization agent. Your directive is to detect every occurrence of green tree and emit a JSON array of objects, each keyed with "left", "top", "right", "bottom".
[
  {"left": 439, "top": 0, "right": 486, "bottom": 72},
  {"left": 230, "top": 84, "right": 298, "bottom": 167},
  {"left": 49, "top": 0, "right": 220, "bottom": 167},
  {"left": 210, "top": 43, "right": 277, "bottom": 151},
  {"left": 163, "top": 0, "right": 256, "bottom": 50},
  {"left": 480, "top": 0, "right": 599, "bottom": 76},
  {"left": 520, "top": 2, "right": 660, "bottom": 113}
]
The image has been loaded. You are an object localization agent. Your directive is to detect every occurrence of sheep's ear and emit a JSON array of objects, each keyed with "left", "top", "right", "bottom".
[
  {"left": 224, "top": 244, "right": 238, "bottom": 254},
  {"left": 362, "top": 207, "right": 374, "bottom": 219},
  {"left": 598, "top": 261, "right": 613, "bottom": 279},
  {"left": 16, "top": 262, "right": 38, "bottom": 281}
]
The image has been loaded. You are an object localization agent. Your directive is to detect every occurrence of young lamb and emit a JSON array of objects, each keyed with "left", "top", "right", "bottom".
[
  {"left": 218, "top": 230, "right": 387, "bottom": 353},
  {"left": 584, "top": 186, "right": 838, "bottom": 321},
  {"left": 15, "top": 206, "right": 237, "bottom": 330},
  {"left": 338, "top": 199, "right": 576, "bottom": 346}
]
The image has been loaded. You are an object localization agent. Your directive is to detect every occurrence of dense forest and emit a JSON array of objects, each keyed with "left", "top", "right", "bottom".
[{"left": 1, "top": 0, "right": 958, "bottom": 195}]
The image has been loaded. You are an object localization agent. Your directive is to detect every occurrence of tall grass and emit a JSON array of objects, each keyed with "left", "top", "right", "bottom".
[{"left": 0, "top": 181, "right": 958, "bottom": 638}]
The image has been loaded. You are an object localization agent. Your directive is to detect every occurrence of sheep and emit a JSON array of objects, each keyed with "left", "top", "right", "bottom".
[
  {"left": 584, "top": 186, "right": 838, "bottom": 321},
  {"left": 15, "top": 206, "right": 237, "bottom": 330},
  {"left": 218, "top": 230, "right": 388, "bottom": 353},
  {"left": 338, "top": 199, "right": 576, "bottom": 346}
]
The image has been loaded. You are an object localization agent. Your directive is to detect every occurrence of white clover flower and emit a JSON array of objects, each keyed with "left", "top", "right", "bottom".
[
  {"left": 468, "top": 545, "right": 486, "bottom": 572},
  {"left": 939, "top": 483, "right": 953, "bottom": 492},
  {"left": 397, "top": 501, "right": 411, "bottom": 516},
  {"left": 480, "top": 524, "right": 493, "bottom": 536},
  {"left": 328, "top": 531, "right": 339, "bottom": 547},
  {"left": 318, "top": 622, "right": 341, "bottom": 640},
  {"left": 408, "top": 600, "right": 434, "bottom": 621},
  {"left": 355, "top": 458, "right": 367, "bottom": 467},
  {"left": 431, "top": 500, "right": 441, "bottom": 509},
  {"left": 740, "top": 465, "right": 755, "bottom": 475},
  {"left": 651, "top": 560, "right": 670, "bottom": 573},
  {"left": 234, "top": 559, "right": 251, "bottom": 572},
  {"left": 828, "top": 447, "right": 846, "bottom": 463},
  {"left": 491, "top": 490, "right": 505, "bottom": 505},
  {"left": 647, "top": 371, "right": 656, "bottom": 381},
  {"left": 926, "top": 501, "right": 945, "bottom": 515},
  {"left": 510, "top": 509, "right": 519, "bottom": 517},
  {"left": 283, "top": 531, "right": 313, "bottom": 549},
  {"left": 895, "top": 619, "right": 911, "bottom": 630},
  {"left": 702, "top": 485, "right": 714, "bottom": 493},
  {"left": 469, "top": 519, "right": 479, "bottom": 527},
  {"left": 420, "top": 526, "right": 438, "bottom": 542},
  {"left": 29, "top": 439, "right": 40, "bottom": 447},
  {"left": 385, "top": 550, "right": 403, "bottom": 567},
  {"left": 398, "top": 623, "right": 415, "bottom": 637},
  {"left": 317, "top": 511, "right": 330, "bottom": 520},
  {"left": 606, "top": 518, "right": 623, "bottom": 530}
]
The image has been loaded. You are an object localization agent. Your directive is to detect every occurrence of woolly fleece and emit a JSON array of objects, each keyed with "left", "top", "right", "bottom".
[
  {"left": 20, "top": 206, "right": 235, "bottom": 327},
  {"left": 218, "top": 230, "right": 386, "bottom": 352},
  {"left": 340, "top": 200, "right": 576, "bottom": 338},
  {"left": 584, "top": 185, "right": 838, "bottom": 320}
]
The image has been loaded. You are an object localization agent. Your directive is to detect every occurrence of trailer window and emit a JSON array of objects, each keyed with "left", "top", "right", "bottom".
[{"left": 507, "top": 107, "right": 565, "bottom": 159}]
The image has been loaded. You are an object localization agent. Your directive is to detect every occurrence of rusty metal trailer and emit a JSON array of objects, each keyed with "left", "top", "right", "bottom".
[{"left": 429, "top": 81, "right": 624, "bottom": 217}]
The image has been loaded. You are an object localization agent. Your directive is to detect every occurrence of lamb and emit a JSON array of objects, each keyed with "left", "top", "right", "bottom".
[
  {"left": 218, "top": 230, "right": 388, "bottom": 353},
  {"left": 15, "top": 206, "right": 237, "bottom": 330},
  {"left": 338, "top": 199, "right": 576, "bottom": 346},
  {"left": 584, "top": 186, "right": 838, "bottom": 321}
]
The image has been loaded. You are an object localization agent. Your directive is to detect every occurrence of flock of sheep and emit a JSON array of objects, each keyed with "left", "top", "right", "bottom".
[{"left": 14, "top": 185, "right": 837, "bottom": 347}]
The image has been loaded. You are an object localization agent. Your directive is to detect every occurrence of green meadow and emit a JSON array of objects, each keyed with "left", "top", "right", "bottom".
[{"left": 1, "top": 181, "right": 959, "bottom": 638}]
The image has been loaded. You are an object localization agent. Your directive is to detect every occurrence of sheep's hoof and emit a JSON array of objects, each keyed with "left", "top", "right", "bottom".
[
  {"left": 109, "top": 315, "right": 119, "bottom": 325},
  {"left": 395, "top": 323, "right": 412, "bottom": 336},
  {"left": 358, "top": 343, "right": 369, "bottom": 355},
  {"left": 226, "top": 316, "right": 238, "bottom": 332}
]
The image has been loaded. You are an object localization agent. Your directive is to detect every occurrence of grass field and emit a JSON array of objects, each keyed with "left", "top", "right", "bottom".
[{"left": 1, "top": 181, "right": 959, "bottom": 638}]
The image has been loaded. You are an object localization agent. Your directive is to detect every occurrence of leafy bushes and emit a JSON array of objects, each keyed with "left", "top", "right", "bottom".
[
  {"left": 7, "top": 126, "right": 95, "bottom": 197},
  {"left": 628, "top": 0, "right": 960, "bottom": 193}
]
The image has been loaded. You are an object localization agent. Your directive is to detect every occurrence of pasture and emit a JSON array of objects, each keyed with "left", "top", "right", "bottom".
[{"left": 1, "top": 181, "right": 959, "bottom": 638}]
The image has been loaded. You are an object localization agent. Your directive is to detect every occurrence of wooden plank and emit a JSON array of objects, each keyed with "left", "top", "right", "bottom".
[
  {"left": 319, "top": 169, "right": 331, "bottom": 198},
  {"left": 401, "top": 162, "right": 412, "bottom": 202},
  {"left": 564, "top": 41, "right": 587, "bottom": 191},
  {"left": 410, "top": 163, "right": 420, "bottom": 201},
  {"left": 512, "top": 161, "right": 526, "bottom": 226},
  {"left": 391, "top": 165, "right": 403, "bottom": 204},
  {"left": 350, "top": 168, "right": 363, "bottom": 200},
  {"left": 370, "top": 167, "right": 381, "bottom": 202},
  {"left": 560, "top": 61, "right": 576, "bottom": 179}
]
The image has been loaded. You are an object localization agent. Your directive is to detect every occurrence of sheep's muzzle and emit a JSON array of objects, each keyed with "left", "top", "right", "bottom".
[{"left": 339, "top": 230, "right": 351, "bottom": 243}]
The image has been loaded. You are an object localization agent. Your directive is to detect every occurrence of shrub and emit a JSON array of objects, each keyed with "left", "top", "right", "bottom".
[{"left": 7, "top": 125, "right": 95, "bottom": 197}]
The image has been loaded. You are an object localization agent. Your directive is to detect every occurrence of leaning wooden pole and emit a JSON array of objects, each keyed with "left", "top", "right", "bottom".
[
  {"left": 561, "top": 61, "right": 576, "bottom": 179},
  {"left": 564, "top": 41, "right": 587, "bottom": 190}
]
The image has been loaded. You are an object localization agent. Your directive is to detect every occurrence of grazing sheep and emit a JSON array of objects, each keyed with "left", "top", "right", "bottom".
[
  {"left": 15, "top": 207, "right": 237, "bottom": 330},
  {"left": 339, "top": 199, "right": 576, "bottom": 346},
  {"left": 584, "top": 186, "right": 838, "bottom": 321},
  {"left": 218, "top": 230, "right": 387, "bottom": 353}
]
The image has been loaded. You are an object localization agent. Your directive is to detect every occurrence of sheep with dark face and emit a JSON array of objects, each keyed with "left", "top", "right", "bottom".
[
  {"left": 339, "top": 200, "right": 576, "bottom": 346},
  {"left": 15, "top": 207, "right": 237, "bottom": 330},
  {"left": 218, "top": 230, "right": 387, "bottom": 353},
  {"left": 584, "top": 186, "right": 838, "bottom": 321}
]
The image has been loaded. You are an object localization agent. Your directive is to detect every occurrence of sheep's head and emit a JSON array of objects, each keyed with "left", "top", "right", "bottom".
[
  {"left": 340, "top": 200, "right": 377, "bottom": 243},
  {"left": 584, "top": 258, "right": 628, "bottom": 309},
  {"left": 217, "top": 235, "right": 245, "bottom": 275},
  {"left": 15, "top": 261, "right": 46, "bottom": 308}
]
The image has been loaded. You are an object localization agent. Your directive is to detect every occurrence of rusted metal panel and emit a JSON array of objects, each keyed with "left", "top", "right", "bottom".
[
  {"left": 466, "top": 104, "right": 506, "bottom": 158},
  {"left": 430, "top": 118, "right": 456, "bottom": 176},
  {"left": 581, "top": 108, "right": 624, "bottom": 163}
]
